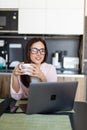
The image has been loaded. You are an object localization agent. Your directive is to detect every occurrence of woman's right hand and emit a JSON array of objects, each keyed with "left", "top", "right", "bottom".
[{"left": 13, "top": 62, "right": 24, "bottom": 76}]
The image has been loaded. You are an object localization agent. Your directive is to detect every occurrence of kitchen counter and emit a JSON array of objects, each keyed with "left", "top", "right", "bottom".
[
  {"left": 0, "top": 72, "right": 86, "bottom": 101},
  {"left": 0, "top": 70, "right": 85, "bottom": 77},
  {"left": 57, "top": 74, "right": 85, "bottom": 78},
  {"left": 0, "top": 69, "right": 13, "bottom": 75}
]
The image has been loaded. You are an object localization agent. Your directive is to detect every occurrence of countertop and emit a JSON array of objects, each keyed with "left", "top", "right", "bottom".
[
  {"left": 0, "top": 71, "right": 85, "bottom": 77},
  {"left": 57, "top": 74, "right": 85, "bottom": 78}
]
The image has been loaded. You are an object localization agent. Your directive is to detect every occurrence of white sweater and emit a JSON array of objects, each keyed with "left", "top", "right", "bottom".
[{"left": 10, "top": 62, "right": 57, "bottom": 100}]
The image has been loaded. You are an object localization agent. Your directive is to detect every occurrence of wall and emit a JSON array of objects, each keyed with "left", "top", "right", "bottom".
[{"left": 0, "top": 35, "right": 82, "bottom": 74}]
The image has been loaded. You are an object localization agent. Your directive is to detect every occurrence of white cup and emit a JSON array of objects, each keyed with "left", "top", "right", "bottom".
[{"left": 19, "top": 63, "right": 33, "bottom": 75}]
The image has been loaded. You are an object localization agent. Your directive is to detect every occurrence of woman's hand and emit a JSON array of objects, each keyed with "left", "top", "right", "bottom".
[
  {"left": 13, "top": 63, "right": 47, "bottom": 82},
  {"left": 13, "top": 62, "right": 24, "bottom": 76},
  {"left": 30, "top": 64, "right": 47, "bottom": 82}
]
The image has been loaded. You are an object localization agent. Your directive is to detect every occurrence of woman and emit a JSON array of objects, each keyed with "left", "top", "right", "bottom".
[{"left": 10, "top": 37, "right": 57, "bottom": 100}]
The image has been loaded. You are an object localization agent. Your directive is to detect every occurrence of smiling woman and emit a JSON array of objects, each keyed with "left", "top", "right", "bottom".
[{"left": 10, "top": 37, "right": 57, "bottom": 100}]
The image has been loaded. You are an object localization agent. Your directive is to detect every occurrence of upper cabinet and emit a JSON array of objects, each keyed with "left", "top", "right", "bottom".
[
  {"left": 46, "top": 9, "right": 84, "bottom": 34},
  {"left": 85, "top": 0, "right": 87, "bottom": 16},
  {"left": 18, "top": 0, "right": 85, "bottom": 34},
  {"left": 18, "top": 9, "right": 46, "bottom": 34},
  {"left": 0, "top": 0, "right": 85, "bottom": 35},
  {"left": 0, "top": 0, "right": 19, "bottom": 8},
  {"left": 19, "top": 0, "right": 46, "bottom": 9}
]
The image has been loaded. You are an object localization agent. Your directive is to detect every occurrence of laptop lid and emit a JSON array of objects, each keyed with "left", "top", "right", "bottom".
[{"left": 26, "top": 81, "right": 78, "bottom": 114}]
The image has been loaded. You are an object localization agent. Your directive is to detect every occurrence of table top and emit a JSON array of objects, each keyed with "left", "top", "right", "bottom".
[
  {"left": 0, "top": 100, "right": 87, "bottom": 130},
  {"left": 0, "top": 113, "right": 72, "bottom": 130}
]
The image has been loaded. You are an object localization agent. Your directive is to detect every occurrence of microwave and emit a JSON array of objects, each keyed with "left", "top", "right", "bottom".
[{"left": 0, "top": 10, "right": 18, "bottom": 33}]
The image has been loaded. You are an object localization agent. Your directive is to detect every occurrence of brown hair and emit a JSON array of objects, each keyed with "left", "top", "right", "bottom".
[{"left": 21, "top": 37, "right": 48, "bottom": 87}]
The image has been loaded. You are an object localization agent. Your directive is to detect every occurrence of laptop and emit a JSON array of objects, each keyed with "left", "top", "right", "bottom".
[{"left": 20, "top": 81, "right": 78, "bottom": 114}]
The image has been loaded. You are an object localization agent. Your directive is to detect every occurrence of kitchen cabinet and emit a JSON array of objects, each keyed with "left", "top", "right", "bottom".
[
  {"left": 0, "top": 74, "right": 11, "bottom": 98},
  {"left": 19, "top": 0, "right": 84, "bottom": 10},
  {"left": 57, "top": 75, "right": 86, "bottom": 102},
  {"left": 0, "top": 0, "right": 19, "bottom": 8},
  {"left": 19, "top": 0, "right": 46, "bottom": 9},
  {"left": 0, "top": 73, "right": 86, "bottom": 102},
  {"left": 85, "top": 0, "right": 87, "bottom": 16},
  {"left": 46, "top": 0, "right": 84, "bottom": 34},
  {"left": 46, "top": 9, "right": 84, "bottom": 34},
  {"left": 18, "top": 9, "right": 46, "bottom": 34},
  {"left": 18, "top": 0, "right": 84, "bottom": 34}
]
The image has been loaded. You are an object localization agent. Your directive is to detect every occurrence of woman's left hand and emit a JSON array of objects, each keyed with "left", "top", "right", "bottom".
[{"left": 30, "top": 64, "right": 47, "bottom": 82}]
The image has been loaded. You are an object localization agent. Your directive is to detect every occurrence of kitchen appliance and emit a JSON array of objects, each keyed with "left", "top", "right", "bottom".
[
  {"left": 63, "top": 57, "right": 79, "bottom": 69},
  {"left": 8, "top": 43, "right": 23, "bottom": 68},
  {"left": 63, "top": 57, "right": 80, "bottom": 74},
  {"left": 52, "top": 51, "right": 59, "bottom": 67},
  {"left": 52, "top": 50, "right": 67, "bottom": 70},
  {"left": 52, "top": 51, "right": 61, "bottom": 70},
  {"left": 0, "top": 10, "right": 18, "bottom": 33}
]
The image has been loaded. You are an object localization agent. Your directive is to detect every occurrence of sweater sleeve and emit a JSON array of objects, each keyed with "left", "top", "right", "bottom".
[
  {"left": 10, "top": 75, "right": 24, "bottom": 100},
  {"left": 46, "top": 65, "right": 57, "bottom": 82},
  {"left": 41, "top": 63, "right": 57, "bottom": 82}
]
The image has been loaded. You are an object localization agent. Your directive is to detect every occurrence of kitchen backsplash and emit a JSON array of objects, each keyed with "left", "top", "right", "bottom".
[{"left": 0, "top": 34, "right": 82, "bottom": 74}]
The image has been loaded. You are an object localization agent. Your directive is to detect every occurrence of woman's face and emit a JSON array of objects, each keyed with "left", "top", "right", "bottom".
[{"left": 30, "top": 41, "right": 45, "bottom": 65}]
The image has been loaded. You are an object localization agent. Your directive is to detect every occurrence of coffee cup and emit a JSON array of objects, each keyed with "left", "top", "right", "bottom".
[{"left": 19, "top": 63, "right": 33, "bottom": 75}]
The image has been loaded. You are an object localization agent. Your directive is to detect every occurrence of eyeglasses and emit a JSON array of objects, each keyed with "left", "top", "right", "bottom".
[{"left": 29, "top": 48, "right": 46, "bottom": 55}]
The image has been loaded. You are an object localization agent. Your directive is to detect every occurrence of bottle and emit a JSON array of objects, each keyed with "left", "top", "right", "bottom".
[
  {"left": 55, "top": 51, "right": 59, "bottom": 62},
  {"left": 52, "top": 51, "right": 59, "bottom": 68}
]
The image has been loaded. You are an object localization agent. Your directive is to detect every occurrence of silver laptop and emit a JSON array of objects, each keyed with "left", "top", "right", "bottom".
[{"left": 20, "top": 81, "right": 78, "bottom": 114}]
